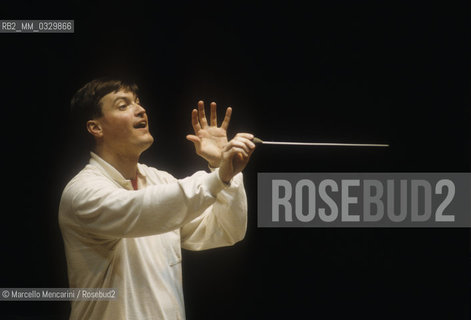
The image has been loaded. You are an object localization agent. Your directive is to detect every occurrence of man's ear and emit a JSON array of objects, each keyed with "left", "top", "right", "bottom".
[{"left": 86, "top": 120, "right": 103, "bottom": 138}]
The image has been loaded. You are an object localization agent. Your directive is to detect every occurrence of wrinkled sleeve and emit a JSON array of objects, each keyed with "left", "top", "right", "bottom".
[
  {"left": 180, "top": 172, "right": 248, "bottom": 251},
  {"left": 60, "top": 170, "right": 227, "bottom": 238}
]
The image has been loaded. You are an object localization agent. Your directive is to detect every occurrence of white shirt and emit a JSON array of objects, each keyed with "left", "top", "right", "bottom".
[{"left": 58, "top": 152, "right": 247, "bottom": 320}]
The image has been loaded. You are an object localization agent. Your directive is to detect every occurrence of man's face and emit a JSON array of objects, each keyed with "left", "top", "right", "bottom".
[{"left": 90, "top": 89, "right": 154, "bottom": 156}]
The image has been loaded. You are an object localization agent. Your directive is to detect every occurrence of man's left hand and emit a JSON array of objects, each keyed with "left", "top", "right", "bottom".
[{"left": 186, "top": 100, "right": 232, "bottom": 167}]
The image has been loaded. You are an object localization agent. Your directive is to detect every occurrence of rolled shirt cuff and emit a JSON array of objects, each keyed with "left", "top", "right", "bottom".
[
  {"left": 208, "top": 164, "right": 233, "bottom": 187},
  {"left": 205, "top": 168, "right": 231, "bottom": 196}
]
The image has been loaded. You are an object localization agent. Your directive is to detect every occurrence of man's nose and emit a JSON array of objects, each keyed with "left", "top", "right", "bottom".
[{"left": 134, "top": 103, "right": 147, "bottom": 117}]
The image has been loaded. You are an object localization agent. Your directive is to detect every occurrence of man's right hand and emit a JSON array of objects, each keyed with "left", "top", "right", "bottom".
[{"left": 218, "top": 133, "right": 256, "bottom": 184}]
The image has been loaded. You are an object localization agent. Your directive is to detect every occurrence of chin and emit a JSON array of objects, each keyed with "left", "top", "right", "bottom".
[{"left": 140, "top": 135, "right": 154, "bottom": 151}]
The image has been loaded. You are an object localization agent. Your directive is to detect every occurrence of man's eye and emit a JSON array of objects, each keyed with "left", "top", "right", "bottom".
[{"left": 118, "top": 104, "right": 127, "bottom": 110}]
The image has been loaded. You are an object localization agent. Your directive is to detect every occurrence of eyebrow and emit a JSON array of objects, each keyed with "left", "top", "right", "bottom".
[
  {"left": 112, "top": 94, "right": 139, "bottom": 105},
  {"left": 113, "top": 97, "right": 129, "bottom": 105}
]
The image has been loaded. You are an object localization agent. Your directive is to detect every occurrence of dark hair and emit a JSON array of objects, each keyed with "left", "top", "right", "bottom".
[{"left": 70, "top": 77, "right": 139, "bottom": 151}]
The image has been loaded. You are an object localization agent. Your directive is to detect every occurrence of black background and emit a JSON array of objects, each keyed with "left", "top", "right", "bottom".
[{"left": 0, "top": 0, "right": 469, "bottom": 319}]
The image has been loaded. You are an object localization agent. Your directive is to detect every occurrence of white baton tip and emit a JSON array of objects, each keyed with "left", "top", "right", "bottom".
[{"left": 251, "top": 137, "right": 388, "bottom": 147}]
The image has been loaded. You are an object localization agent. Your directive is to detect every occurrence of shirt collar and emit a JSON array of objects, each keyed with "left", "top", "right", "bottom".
[{"left": 89, "top": 152, "right": 146, "bottom": 187}]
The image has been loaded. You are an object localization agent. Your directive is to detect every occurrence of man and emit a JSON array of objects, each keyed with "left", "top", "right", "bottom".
[{"left": 59, "top": 78, "right": 255, "bottom": 319}]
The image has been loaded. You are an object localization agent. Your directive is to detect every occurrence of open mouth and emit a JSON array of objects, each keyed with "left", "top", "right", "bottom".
[{"left": 134, "top": 120, "right": 147, "bottom": 129}]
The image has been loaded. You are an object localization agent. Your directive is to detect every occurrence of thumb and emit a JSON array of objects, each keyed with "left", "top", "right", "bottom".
[{"left": 186, "top": 134, "right": 201, "bottom": 144}]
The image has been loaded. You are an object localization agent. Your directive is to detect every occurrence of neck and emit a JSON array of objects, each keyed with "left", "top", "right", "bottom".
[{"left": 95, "top": 145, "right": 140, "bottom": 180}]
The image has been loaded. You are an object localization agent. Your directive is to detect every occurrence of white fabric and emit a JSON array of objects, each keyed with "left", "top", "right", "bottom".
[{"left": 59, "top": 152, "right": 247, "bottom": 320}]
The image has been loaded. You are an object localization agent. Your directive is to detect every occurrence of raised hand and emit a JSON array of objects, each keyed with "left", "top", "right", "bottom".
[{"left": 186, "top": 100, "right": 232, "bottom": 167}]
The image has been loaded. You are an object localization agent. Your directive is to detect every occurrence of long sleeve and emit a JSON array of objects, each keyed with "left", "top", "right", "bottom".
[
  {"left": 58, "top": 154, "right": 248, "bottom": 320},
  {"left": 60, "top": 168, "right": 227, "bottom": 239},
  {"left": 180, "top": 172, "right": 248, "bottom": 251}
]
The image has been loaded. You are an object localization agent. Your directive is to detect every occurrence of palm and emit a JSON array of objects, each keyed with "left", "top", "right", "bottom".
[
  {"left": 196, "top": 126, "right": 228, "bottom": 162},
  {"left": 186, "top": 101, "right": 232, "bottom": 167}
]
